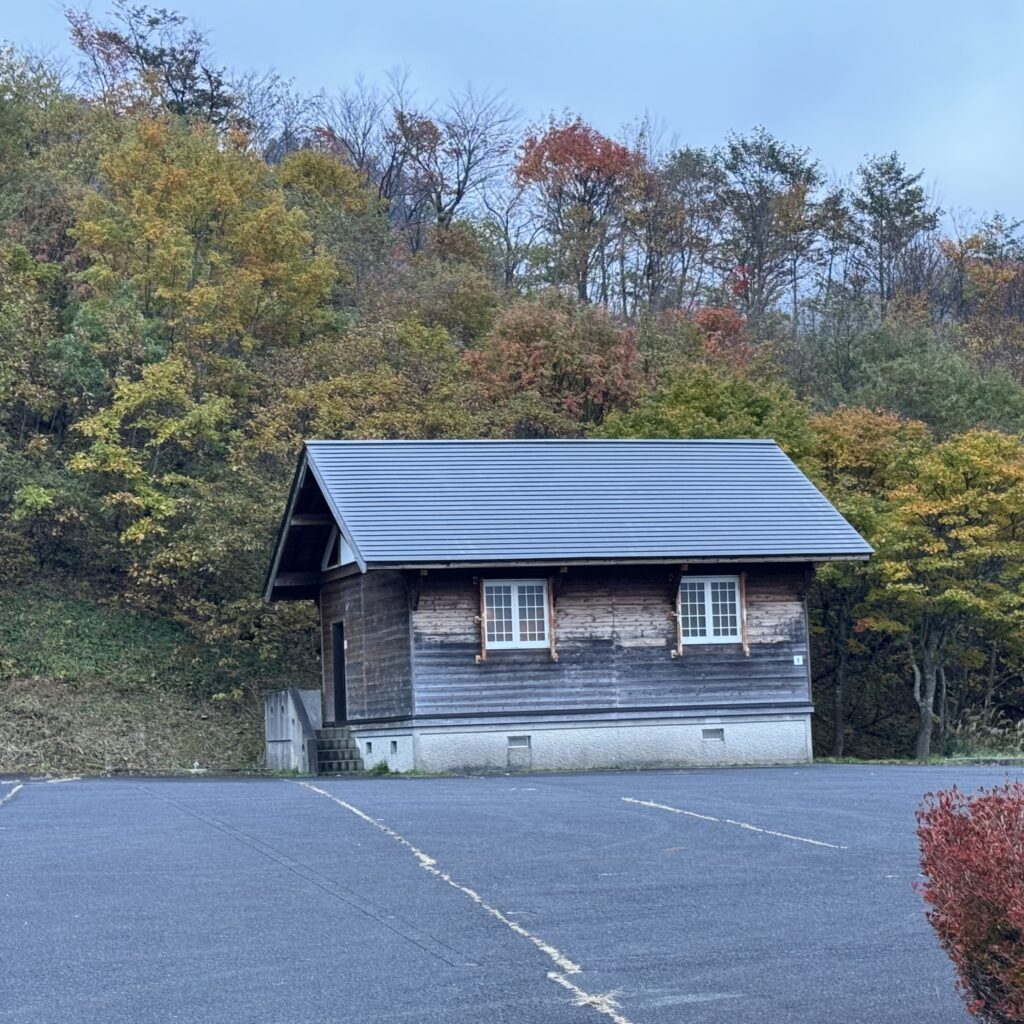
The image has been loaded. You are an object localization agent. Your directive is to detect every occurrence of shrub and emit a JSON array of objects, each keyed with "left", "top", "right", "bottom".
[
  {"left": 916, "top": 782, "right": 1024, "bottom": 1022},
  {"left": 947, "top": 712, "right": 1024, "bottom": 759}
]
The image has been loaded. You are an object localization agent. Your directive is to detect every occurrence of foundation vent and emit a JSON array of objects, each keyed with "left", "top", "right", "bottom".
[
  {"left": 507, "top": 735, "right": 532, "bottom": 770},
  {"left": 701, "top": 727, "right": 725, "bottom": 742}
]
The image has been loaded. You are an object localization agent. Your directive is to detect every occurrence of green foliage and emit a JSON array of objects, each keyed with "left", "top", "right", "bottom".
[
  {"left": 4, "top": 12, "right": 1024, "bottom": 770},
  {"left": 600, "top": 364, "right": 814, "bottom": 461},
  {"left": 0, "top": 582, "right": 217, "bottom": 692}
]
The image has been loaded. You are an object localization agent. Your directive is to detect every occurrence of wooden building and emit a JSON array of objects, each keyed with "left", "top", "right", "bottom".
[{"left": 264, "top": 439, "right": 871, "bottom": 772}]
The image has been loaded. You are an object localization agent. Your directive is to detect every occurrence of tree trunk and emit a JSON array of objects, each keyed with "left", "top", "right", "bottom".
[
  {"left": 914, "top": 637, "right": 939, "bottom": 761},
  {"left": 832, "top": 654, "right": 846, "bottom": 757},
  {"left": 984, "top": 641, "right": 997, "bottom": 725},
  {"left": 937, "top": 663, "right": 948, "bottom": 754}
]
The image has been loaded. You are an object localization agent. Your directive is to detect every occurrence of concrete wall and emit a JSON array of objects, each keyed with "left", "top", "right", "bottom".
[
  {"left": 347, "top": 713, "right": 812, "bottom": 774},
  {"left": 265, "top": 688, "right": 322, "bottom": 772}
]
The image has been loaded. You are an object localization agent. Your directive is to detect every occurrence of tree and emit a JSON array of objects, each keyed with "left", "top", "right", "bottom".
[
  {"left": 516, "top": 116, "right": 640, "bottom": 302},
  {"left": 67, "top": 2, "right": 237, "bottom": 125},
  {"left": 393, "top": 88, "right": 516, "bottom": 229},
  {"left": 71, "top": 117, "right": 334, "bottom": 369},
  {"left": 468, "top": 295, "right": 644, "bottom": 435},
  {"left": 808, "top": 409, "right": 933, "bottom": 755},
  {"left": 627, "top": 145, "right": 723, "bottom": 312},
  {"left": 851, "top": 153, "right": 939, "bottom": 312},
  {"left": 862, "top": 430, "right": 1024, "bottom": 759},
  {"left": 600, "top": 360, "right": 814, "bottom": 461},
  {"left": 715, "top": 128, "right": 822, "bottom": 327},
  {"left": 276, "top": 147, "right": 389, "bottom": 305}
]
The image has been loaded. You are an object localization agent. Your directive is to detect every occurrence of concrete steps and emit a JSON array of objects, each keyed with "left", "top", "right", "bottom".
[{"left": 315, "top": 725, "right": 365, "bottom": 776}]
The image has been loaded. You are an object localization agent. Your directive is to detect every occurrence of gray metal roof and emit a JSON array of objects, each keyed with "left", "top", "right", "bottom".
[{"left": 287, "top": 439, "right": 871, "bottom": 572}]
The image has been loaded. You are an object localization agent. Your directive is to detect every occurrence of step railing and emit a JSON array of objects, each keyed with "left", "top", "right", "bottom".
[{"left": 264, "top": 688, "right": 322, "bottom": 774}]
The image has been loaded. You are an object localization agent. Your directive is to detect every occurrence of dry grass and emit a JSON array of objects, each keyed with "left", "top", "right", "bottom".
[
  {"left": 0, "top": 676, "right": 264, "bottom": 774},
  {"left": 0, "top": 583, "right": 288, "bottom": 775}
]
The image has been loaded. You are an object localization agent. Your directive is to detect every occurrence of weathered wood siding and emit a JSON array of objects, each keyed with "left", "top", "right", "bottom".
[
  {"left": 411, "top": 565, "right": 811, "bottom": 717},
  {"left": 320, "top": 570, "right": 412, "bottom": 722}
]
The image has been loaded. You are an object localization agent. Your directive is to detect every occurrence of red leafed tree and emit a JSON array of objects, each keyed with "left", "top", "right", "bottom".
[
  {"left": 693, "top": 307, "right": 753, "bottom": 368},
  {"left": 917, "top": 782, "right": 1024, "bottom": 1023},
  {"left": 467, "top": 296, "right": 646, "bottom": 436},
  {"left": 516, "top": 116, "right": 641, "bottom": 302}
]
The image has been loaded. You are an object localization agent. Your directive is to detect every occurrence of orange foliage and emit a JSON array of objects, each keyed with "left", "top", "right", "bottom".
[{"left": 516, "top": 116, "right": 641, "bottom": 196}]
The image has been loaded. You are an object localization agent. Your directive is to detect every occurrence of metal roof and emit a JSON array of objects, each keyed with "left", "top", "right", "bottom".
[{"left": 267, "top": 439, "right": 871, "bottom": 582}]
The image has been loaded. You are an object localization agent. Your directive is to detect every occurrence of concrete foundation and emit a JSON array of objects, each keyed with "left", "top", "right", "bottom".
[
  {"left": 348, "top": 713, "right": 813, "bottom": 774},
  {"left": 264, "top": 688, "right": 321, "bottom": 772}
]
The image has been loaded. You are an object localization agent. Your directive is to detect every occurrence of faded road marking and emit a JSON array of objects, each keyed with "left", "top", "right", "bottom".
[
  {"left": 44, "top": 776, "right": 81, "bottom": 784},
  {"left": 0, "top": 784, "right": 23, "bottom": 808},
  {"left": 622, "top": 797, "right": 847, "bottom": 849},
  {"left": 548, "top": 972, "right": 633, "bottom": 1024},
  {"left": 296, "top": 781, "right": 638, "bottom": 1024}
]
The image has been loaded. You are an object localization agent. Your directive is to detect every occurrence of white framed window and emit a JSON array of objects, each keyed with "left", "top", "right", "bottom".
[
  {"left": 678, "top": 575, "right": 742, "bottom": 644},
  {"left": 483, "top": 579, "right": 549, "bottom": 649}
]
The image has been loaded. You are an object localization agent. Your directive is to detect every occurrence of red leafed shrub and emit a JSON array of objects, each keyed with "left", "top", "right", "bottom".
[{"left": 916, "top": 782, "right": 1024, "bottom": 1022}]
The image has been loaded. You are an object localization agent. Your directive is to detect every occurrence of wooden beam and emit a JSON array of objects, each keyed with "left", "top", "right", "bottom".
[
  {"left": 321, "top": 563, "right": 362, "bottom": 583},
  {"left": 670, "top": 565, "right": 686, "bottom": 658},
  {"left": 274, "top": 572, "right": 320, "bottom": 587},
  {"left": 548, "top": 576, "right": 559, "bottom": 663},
  {"left": 475, "top": 578, "right": 488, "bottom": 663},
  {"left": 289, "top": 514, "right": 332, "bottom": 526},
  {"left": 739, "top": 571, "right": 751, "bottom": 657}
]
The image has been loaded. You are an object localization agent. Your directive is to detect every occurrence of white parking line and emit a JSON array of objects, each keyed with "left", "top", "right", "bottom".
[
  {"left": 621, "top": 797, "right": 847, "bottom": 849},
  {"left": 296, "top": 780, "right": 637, "bottom": 1024},
  {"left": 0, "top": 784, "right": 23, "bottom": 808}
]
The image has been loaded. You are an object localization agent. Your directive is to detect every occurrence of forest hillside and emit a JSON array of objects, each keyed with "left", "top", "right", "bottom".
[{"left": 3, "top": 3, "right": 1024, "bottom": 770}]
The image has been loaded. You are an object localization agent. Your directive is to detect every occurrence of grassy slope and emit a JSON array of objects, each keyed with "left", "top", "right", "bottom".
[{"left": 0, "top": 585, "right": 267, "bottom": 774}]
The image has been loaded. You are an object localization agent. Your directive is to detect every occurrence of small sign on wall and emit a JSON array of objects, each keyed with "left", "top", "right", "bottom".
[{"left": 794, "top": 654, "right": 805, "bottom": 666}]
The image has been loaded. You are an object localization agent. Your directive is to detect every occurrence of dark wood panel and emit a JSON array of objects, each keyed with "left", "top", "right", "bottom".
[
  {"left": 320, "top": 571, "right": 412, "bottom": 723},
  {"left": 411, "top": 564, "right": 812, "bottom": 716}
]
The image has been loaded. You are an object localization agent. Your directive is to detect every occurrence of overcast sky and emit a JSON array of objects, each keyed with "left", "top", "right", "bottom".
[{"left": 6, "top": 1, "right": 1024, "bottom": 221}]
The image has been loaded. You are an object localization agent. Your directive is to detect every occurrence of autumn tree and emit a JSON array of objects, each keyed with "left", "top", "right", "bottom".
[
  {"left": 468, "top": 295, "right": 644, "bottom": 435},
  {"left": 516, "top": 116, "right": 641, "bottom": 302},
  {"left": 67, "top": 2, "right": 237, "bottom": 125},
  {"left": 393, "top": 88, "right": 516, "bottom": 229},
  {"left": 600, "top": 360, "right": 814, "bottom": 461},
  {"left": 943, "top": 216, "right": 1024, "bottom": 378},
  {"left": 808, "top": 409, "right": 933, "bottom": 755},
  {"left": 863, "top": 430, "right": 1024, "bottom": 760},
  {"left": 71, "top": 117, "right": 334, "bottom": 370},
  {"left": 625, "top": 142, "right": 723, "bottom": 312}
]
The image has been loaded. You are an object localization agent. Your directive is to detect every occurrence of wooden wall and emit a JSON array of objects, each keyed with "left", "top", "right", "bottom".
[
  {"left": 410, "top": 564, "right": 812, "bottom": 718},
  {"left": 319, "top": 570, "right": 412, "bottom": 723}
]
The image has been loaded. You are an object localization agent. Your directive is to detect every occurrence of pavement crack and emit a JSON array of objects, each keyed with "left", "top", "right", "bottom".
[
  {"left": 134, "top": 784, "right": 469, "bottom": 968},
  {"left": 295, "top": 780, "right": 640, "bottom": 1024}
]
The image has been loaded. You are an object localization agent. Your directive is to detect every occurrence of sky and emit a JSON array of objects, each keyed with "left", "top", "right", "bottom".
[{"left": 5, "top": 0, "right": 1024, "bottom": 221}]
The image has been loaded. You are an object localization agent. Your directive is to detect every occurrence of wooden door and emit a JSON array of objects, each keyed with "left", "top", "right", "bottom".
[{"left": 330, "top": 621, "right": 347, "bottom": 723}]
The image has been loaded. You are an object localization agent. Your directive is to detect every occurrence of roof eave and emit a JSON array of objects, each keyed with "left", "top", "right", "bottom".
[
  {"left": 363, "top": 552, "right": 872, "bottom": 570},
  {"left": 303, "top": 444, "right": 368, "bottom": 574},
  {"left": 263, "top": 451, "right": 310, "bottom": 603}
]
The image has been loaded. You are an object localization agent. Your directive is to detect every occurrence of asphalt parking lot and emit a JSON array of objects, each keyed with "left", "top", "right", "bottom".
[{"left": 1, "top": 764, "right": 1014, "bottom": 1024}]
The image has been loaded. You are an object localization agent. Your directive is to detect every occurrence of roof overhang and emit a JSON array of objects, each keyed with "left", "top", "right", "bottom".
[
  {"left": 263, "top": 447, "right": 368, "bottom": 603},
  {"left": 364, "top": 553, "right": 871, "bottom": 571}
]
